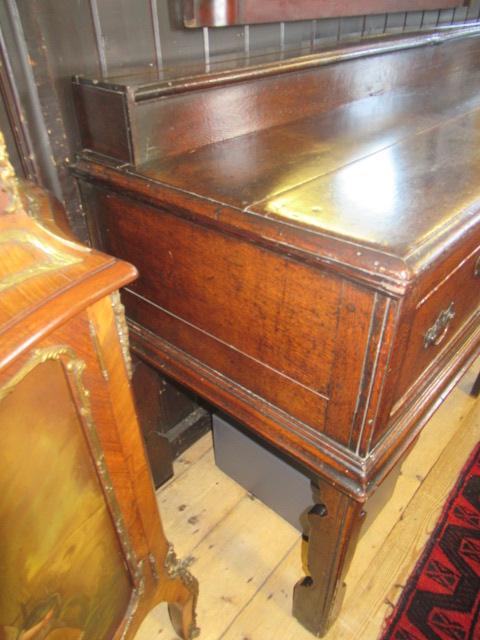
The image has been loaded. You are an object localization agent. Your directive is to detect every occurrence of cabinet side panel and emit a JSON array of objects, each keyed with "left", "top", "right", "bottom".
[{"left": 83, "top": 187, "right": 342, "bottom": 433}]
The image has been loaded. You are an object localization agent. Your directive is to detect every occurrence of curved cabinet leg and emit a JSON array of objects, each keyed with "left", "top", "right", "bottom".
[
  {"left": 293, "top": 478, "right": 366, "bottom": 637},
  {"left": 86, "top": 297, "right": 199, "bottom": 640},
  {"left": 168, "top": 598, "right": 198, "bottom": 640},
  {"left": 164, "top": 545, "right": 200, "bottom": 640}
]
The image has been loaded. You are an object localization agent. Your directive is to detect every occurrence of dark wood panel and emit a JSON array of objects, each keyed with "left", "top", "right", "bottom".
[
  {"left": 314, "top": 17, "right": 340, "bottom": 42},
  {"left": 99, "top": 192, "right": 340, "bottom": 398},
  {"left": 82, "top": 187, "right": 343, "bottom": 433},
  {"left": 74, "top": 156, "right": 408, "bottom": 294},
  {"left": 284, "top": 19, "right": 316, "bottom": 47},
  {"left": 14, "top": 0, "right": 102, "bottom": 240},
  {"left": 252, "top": 106, "right": 480, "bottom": 262},
  {"left": 323, "top": 282, "right": 377, "bottom": 447},
  {"left": 385, "top": 11, "right": 408, "bottom": 31},
  {"left": 72, "top": 28, "right": 480, "bottom": 635},
  {"left": 338, "top": 15, "right": 365, "bottom": 38},
  {"left": 15, "top": 0, "right": 101, "bottom": 157},
  {"left": 208, "top": 23, "right": 246, "bottom": 57},
  {"left": 248, "top": 22, "right": 284, "bottom": 52},
  {"left": 156, "top": 0, "right": 206, "bottom": 65},
  {"left": 95, "top": 0, "right": 156, "bottom": 74},
  {"left": 73, "top": 27, "right": 480, "bottom": 170},
  {"left": 75, "top": 25, "right": 480, "bottom": 490},
  {"left": 127, "top": 291, "right": 331, "bottom": 434}
]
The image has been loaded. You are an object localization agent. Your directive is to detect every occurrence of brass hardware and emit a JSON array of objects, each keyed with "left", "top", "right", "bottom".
[
  {"left": 474, "top": 256, "right": 480, "bottom": 278},
  {"left": 111, "top": 291, "right": 133, "bottom": 379},
  {"left": 0, "top": 131, "right": 21, "bottom": 214},
  {"left": 0, "top": 345, "right": 78, "bottom": 402},
  {"left": 165, "top": 544, "right": 197, "bottom": 590},
  {"left": 148, "top": 553, "right": 160, "bottom": 584},
  {"left": 119, "top": 560, "right": 145, "bottom": 640},
  {"left": 165, "top": 544, "right": 200, "bottom": 639},
  {"left": 423, "top": 302, "right": 455, "bottom": 349}
]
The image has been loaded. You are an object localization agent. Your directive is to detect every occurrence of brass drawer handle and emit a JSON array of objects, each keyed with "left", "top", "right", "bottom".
[
  {"left": 475, "top": 256, "right": 480, "bottom": 278},
  {"left": 424, "top": 302, "right": 455, "bottom": 349}
]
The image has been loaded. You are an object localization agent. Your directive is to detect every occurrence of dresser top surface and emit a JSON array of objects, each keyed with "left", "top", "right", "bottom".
[
  {"left": 75, "top": 26, "right": 480, "bottom": 285},
  {"left": 138, "top": 81, "right": 480, "bottom": 267}
]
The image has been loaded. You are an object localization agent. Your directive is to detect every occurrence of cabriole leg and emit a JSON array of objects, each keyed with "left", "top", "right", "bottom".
[
  {"left": 168, "top": 595, "right": 199, "bottom": 640},
  {"left": 293, "top": 478, "right": 366, "bottom": 637},
  {"left": 164, "top": 545, "right": 200, "bottom": 640}
]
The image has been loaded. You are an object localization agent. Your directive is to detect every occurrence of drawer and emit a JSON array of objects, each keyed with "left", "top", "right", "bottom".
[{"left": 393, "top": 247, "right": 480, "bottom": 408}]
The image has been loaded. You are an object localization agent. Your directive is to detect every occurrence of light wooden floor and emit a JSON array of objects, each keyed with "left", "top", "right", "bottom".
[{"left": 136, "top": 361, "right": 480, "bottom": 640}]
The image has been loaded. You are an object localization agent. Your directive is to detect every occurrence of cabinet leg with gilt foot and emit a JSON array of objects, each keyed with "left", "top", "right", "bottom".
[
  {"left": 292, "top": 478, "right": 366, "bottom": 637},
  {"left": 165, "top": 545, "right": 200, "bottom": 640}
]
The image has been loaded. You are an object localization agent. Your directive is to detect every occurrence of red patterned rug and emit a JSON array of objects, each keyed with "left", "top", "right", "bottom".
[{"left": 380, "top": 442, "right": 480, "bottom": 640}]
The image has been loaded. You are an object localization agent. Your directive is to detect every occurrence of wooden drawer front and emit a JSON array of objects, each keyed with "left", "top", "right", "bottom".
[
  {"left": 94, "top": 191, "right": 347, "bottom": 432},
  {"left": 393, "top": 247, "right": 480, "bottom": 409}
]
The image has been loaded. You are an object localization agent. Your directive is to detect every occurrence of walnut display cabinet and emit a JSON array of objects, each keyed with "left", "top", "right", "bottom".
[{"left": 0, "top": 134, "right": 198, "bottom": 640}]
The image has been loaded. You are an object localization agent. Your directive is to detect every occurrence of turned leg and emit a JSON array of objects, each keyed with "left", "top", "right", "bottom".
[
  {"left": 471, "top": 371, "right": 480, "bottom": 398},
  {"left": 293, "top": 477, "right": 366, "bottom": 637}
]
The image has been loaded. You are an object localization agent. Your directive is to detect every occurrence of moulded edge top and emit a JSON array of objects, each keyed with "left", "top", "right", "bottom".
[{"left": 73, "top": 24, "right": 480, "bottom": 102}]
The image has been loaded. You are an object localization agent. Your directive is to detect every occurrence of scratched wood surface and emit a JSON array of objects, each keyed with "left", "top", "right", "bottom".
[{"left": 135, "top": 358, "right": 479, "bottom": 640}]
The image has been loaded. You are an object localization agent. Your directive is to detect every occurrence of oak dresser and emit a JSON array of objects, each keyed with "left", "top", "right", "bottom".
[{"left": 72, "top": 25, "right": 480, "bottom": 635}]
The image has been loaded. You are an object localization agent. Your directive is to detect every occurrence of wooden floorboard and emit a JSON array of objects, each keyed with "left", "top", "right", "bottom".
[{"left": 135, "top": 360, "right": 480, "bottom": 640}]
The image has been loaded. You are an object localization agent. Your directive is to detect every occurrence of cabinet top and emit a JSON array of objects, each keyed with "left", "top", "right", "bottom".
[
  {"left": 0, "top": 177, "right": 136, "bottom": 370},
  {"left": 136, "top": 89, "right": 480, "bottom": 276},
  {"left": 73, "top": 26, "right": 480, "bottom": 293}
]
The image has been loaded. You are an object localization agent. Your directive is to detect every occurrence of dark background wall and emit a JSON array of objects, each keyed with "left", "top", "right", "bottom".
[{"left": 1, "top": 0, "right": 480, "bottom": 237}]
